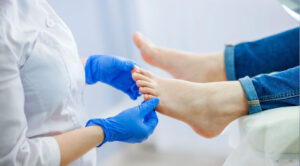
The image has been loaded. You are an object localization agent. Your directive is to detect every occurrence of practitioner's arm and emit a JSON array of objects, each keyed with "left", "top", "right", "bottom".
[
  {"left": 81, "top": 58, "right": 87, "bottom": 68},
  {"left": 54, "top": 126, "right": 104, "bottom": 166},
  {"left": 55, "top": 98, "right": 159, "bottom": 166}
]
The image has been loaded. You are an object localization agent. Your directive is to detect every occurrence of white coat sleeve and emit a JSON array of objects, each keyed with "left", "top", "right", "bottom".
[{"left": 0, "top": 24, "right": 61, "bottom": 166}]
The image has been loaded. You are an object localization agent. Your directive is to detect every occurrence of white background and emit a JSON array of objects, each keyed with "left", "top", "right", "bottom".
[{"left": 48, "top": 0, "right": 298, "bottom": 165}]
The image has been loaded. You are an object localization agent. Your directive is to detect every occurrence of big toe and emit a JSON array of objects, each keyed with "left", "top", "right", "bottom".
[
  {"left": 133, "top": 32, "right": 154, "bottom": 54},
  {"left": 133, "top": 32, "right": 143, "bottom": 49}
]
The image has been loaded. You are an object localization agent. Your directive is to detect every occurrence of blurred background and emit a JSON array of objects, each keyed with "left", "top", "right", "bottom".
[{"left": 48, "top": 0, "right": 298, "bottom": 165}]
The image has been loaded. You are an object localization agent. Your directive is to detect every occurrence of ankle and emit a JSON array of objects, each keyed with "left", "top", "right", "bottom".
[
  {"left": 200, "top": 52, "right": 227, "bottom": 82},
  {"left": 207, "top": 81, "right": 248, "bottom": 120}
]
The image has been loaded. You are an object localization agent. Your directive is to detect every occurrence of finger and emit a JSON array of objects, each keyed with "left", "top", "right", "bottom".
[
  {"left": 130, "top": 84, "right": 139, "bottom": 93},
  {"left": 129, "top": 84, "right": 140, "bottom": 100},
  {"left": 139, "top": 97, "right": 160, "bottom": 117},
  {"left": 132, "top": 73, "right": 151, "bottom": 82},
  {"left": 113, "top": 55, "right": 135, "bottom": 71},
  {"left": 119, "top": 60, "right": 135, "bottom": 71},
  {"left": 144, "top": 111, "right": 158, "bottom": 134},
  {"left": 146, "top": 109, "right": 158, "bottom": 121}
]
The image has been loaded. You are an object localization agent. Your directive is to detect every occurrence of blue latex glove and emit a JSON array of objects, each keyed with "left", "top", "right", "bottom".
[
  {"left": 85, "top": 55, "right": 140, "bottom": 100},
  {"left": 86, "top": 98, "right": 160, "bottom": 147}
]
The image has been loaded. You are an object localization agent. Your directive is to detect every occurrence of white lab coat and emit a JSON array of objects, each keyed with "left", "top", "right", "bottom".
[{"left": 0, "top": 0, "right": 96, "bottom": 165}]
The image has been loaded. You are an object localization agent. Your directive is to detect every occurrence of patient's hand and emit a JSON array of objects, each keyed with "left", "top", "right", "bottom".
[{"left": 132, "top": 66, "right": 248, "bottom": 138}]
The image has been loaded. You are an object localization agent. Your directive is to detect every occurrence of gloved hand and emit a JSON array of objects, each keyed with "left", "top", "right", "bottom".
[
  {"left": 86, "top": 98, "right": 160, "bottom": 147},
  {"left": 85, "top": 55, "right": 140, "bottom": 100}
]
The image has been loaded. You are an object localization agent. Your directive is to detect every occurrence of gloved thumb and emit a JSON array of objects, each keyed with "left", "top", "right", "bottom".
[
  {"left": 139, "top": 98, "right": 160, "bottom": 117},
  {"left": 144, "top": 111, "right": 159, "bottom": 133}
]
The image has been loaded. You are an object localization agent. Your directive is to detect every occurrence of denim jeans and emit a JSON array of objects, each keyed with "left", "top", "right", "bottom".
[{"left": 225, "top": 27, "right": 299, "bottom": 114}]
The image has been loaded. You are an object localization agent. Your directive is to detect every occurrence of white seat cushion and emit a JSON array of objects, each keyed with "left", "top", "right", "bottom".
[{"left": 239, "top": 106, "right": 299, "bottom": 158}]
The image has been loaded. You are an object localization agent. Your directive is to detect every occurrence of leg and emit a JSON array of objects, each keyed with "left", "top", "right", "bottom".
[
  {"left": 133, "top": 32, "right": 227, "bottom": 82},
  {"left": 228, "top": 28, "right": 299, "bottom": 80},
  {"left": 242, "top": 66, "right": 300, "bottom": 114},
  {"left": 132, "top": 67, "right": 248, "bottom": 138},
  {"left": 134, "top": 28, "right": 299, "bottom": 82}
]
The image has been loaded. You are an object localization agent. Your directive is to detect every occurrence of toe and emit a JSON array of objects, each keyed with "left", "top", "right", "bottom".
[
  {"left": 144, "top": 94, "right": 156, "bottom": 101},
  {"left": 144, "top": 94, "right": 150, "bottom": 101},
  {"left": 135, "top": 67, "right": 152, "bottom": 78},
  {"left": 139, "top": 87, "right": 158, "bottom": 96},
  {"left": 132, "top": 73, "right": 151, "bottom": 82},
  {"left": 133, "top": 32, "right": 153, "bottom": 50},
  {"left": 133, "top": 32, "right": 158, "bottom": 65},
  {"left": 131, "top": 66, "right": 139, "bottom": 73},
  {"left": 133, "top": 32, "right": 143, "bottom": 49},
  {"left": 137, "top": 80, "right": 154, "bottom": 88}
]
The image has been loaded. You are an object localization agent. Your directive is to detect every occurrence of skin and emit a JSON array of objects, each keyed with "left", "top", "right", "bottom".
[
  {"left": 54, "top": 31, "right": 247, "bottom": 166},
  {"left": 132, "top": 32, "right": 249, "bottom": 138},
  {"left": 132, "top": 67, "right": 248, "bottom": 138},
  {"left": 54, "top": 126, "right": 104, "bottom": 166},
  {"left": 133, "top": 32, "right": 227, "bottom": 83},
  {"left": 53, "top": 58, "right": 103, "bottom": 166}
]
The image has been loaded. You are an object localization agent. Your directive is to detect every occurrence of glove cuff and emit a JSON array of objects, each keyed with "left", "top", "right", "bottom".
[
  {"left": 85, "top": 55, "right": 98, "bottom": 84},
  {"left": 86, "top": 118, "right": 111, "bottom": 147}
]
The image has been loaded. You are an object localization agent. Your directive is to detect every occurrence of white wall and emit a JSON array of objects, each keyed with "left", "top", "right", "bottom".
[{"left": 48, "top": 0, "right": 298, "bottom": 164}]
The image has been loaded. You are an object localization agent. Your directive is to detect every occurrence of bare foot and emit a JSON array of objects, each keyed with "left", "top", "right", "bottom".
[
  {"left": 133, "top": 32, "right": 227, "bottom": 82},
  {"left": 132, "top": 67, "right": 248, "bottom": 138}
]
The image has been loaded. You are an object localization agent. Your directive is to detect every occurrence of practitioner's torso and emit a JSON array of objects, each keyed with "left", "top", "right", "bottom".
[{"left": 2, "top": 0, "right": 96, "bottom": 165}]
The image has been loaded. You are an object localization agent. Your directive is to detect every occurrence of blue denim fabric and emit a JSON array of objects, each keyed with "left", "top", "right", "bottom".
[
  {"left": 225, "top": 45, "right": 236, "bottom": 80},
  {"left": 226, "top": 28, "right": 299, "bottom": 80},
  {"left": 239, "top": 76, "right": 262, "bottom": 114},
  {"left": 225, "top": 28, "right": 300, "bottom": 114},
  {"left": 252, "top": 66, "right": 299, "bottom": 110}
]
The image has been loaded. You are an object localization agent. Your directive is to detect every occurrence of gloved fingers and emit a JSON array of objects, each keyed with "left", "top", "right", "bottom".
[
  {"left": 84, "top": 56, "right": 97, "bottom": 84},
  {"left": 144, "top": 110, "right": 158, "bottom": 125},
  {"left": 117, "top": 58, "right": 135, "bottom": 71},
  {"left": 138, "top": 97, "right": 160, "bottom": 117},
  {"left": 130, "top": 84, "right": 139, "bottom": 92},
  {"left": 129, "top": 84, "right": 141, "bottom": 100},
  {"left": 144, "top": 111, "right": 158, "bottom": 134}
]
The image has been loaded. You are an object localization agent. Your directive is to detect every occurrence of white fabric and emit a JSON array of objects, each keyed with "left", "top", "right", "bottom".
[
  {"left": 0, "top": 0, "right": 96, "bottom": 165},
  {"left": 225, "top": 106, "right": 299, "bottom": 166},
  {"left": 282, "top": 5, "right": 300, "bottom": 21}
]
